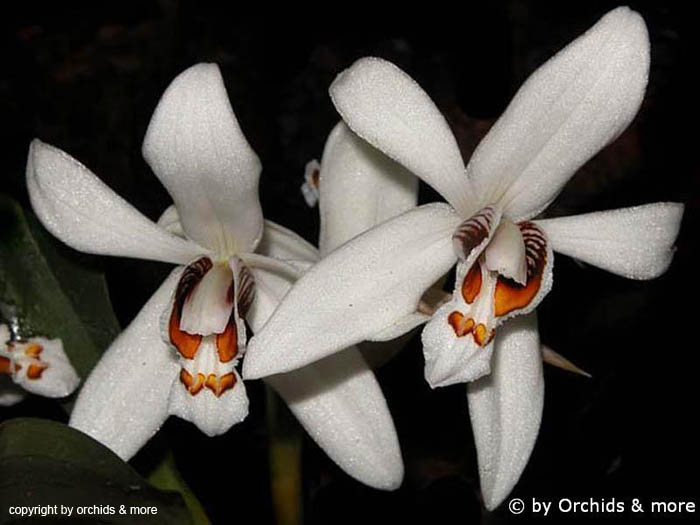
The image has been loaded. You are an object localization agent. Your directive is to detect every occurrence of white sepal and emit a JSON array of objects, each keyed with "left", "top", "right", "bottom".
[
  {"left": 27, "top": 140, "right": 204, "bottom": 265},
  {"left": 243, "top": 203, "right": 462, "bottom": 379},
  {"left": 318, "top": 122, "right": 418, "bottom": 256},
  {"left": 330, "top": 57, "right": 474, "bottom": 217},
  {"left": 467, "top": 313, "right": 544, "bottom": 510},
  {"left": 535, "top": 202, "right": 683, "bottom": 280},
  {"left": 143, "top": 63, "right": 264, "bottom": 256},
  {"left": 69, "top": 270, "right": 182, "bottom": 460},
  {"left": 468, "top": 7, "right": 650, "bottom": 222}
]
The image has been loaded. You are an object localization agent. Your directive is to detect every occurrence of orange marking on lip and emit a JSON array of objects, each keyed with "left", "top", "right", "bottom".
[
  {"left": 205, "top": 372, "right": 236, "bottom": 397},
  {"left": 0, "top": 356, "right": 11, "bottom": 375},
  {"left": 494, "top": 272, "right": 543, "bottom": 317},
  {"left": 448, "top": 312, "right": 475, "bottom": 337},
  {"left": 24, "top": 344, "right": 43, "bottom": 357},
  {"left": 27, "top": 363, "right": 47, "bottom": 380},
  {"left": 461, "top": 262, "right": 482, "bottom": 304},
  {"left": 311, "top": 169, "right": 320, "bottom": 188},
  {"left": 179, "top": 368, "right": 205, "bottom": 395},
  {"left": 169, "top": 305, "right": 202, "bottom": 359},
  {"left": 474, "top": 323, "right": 493, "bottom": 346},
  {"left": 216, "top": 316, "right": 238, "bottom": 363}
]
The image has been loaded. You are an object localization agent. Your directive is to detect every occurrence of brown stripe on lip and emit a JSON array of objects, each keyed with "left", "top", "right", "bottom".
[
  {"left": 494, "top": 222, "right": 547, "bottom": 317},
  {"left": 452, "top": 206, "right": 498, "bottom": 261},
  {"left": 169, "top": 257, "right": 213, "bottom": 359},
  {"left": 0, "top": 356, "right": 11, "bottom": 375}
]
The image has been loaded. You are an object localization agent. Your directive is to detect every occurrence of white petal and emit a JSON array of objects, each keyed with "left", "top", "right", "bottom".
[
  {"left": 69, "top": 269, "right": 182, "bottom": 460},
  {"left": 12, "top": 337, "right": 80, "bottom": 398},
  {"left": 330, "top": 58, "right": 474, "bottom": 216},
  {"left": 368, "top": 312, "right": 429, "bottom": 342},
  {"left": 249, "top": 268, "right": 404, "bottom": 490},
  {"left": 257, "top": 220, "right": 320, "bottom": 264},
  {"left": 318, "top": 122, "right": 418, "bottom": 256},
  {"left": 168, "top": 369, "right": 248, "bottom": 436},
  {"left": 535, "top": 202, "right": 683, "bottom": 280},
  {"left": 467, "top": 313, "right": 544, "bottom": 510},
  {"left": 0, "top": 324, "right": 9, "bottom": 345},
  {"left": 467, "top": 7, "right": 650, "bottom": 221},
  {"left": 243, "top": 203, "right": 461, "bottom": 379},
  {"left": 143, "top": 63, "right": 264, "bottom": 255},
  {"left": 27, "top": 140, "right": 204, "bottom": 264}
]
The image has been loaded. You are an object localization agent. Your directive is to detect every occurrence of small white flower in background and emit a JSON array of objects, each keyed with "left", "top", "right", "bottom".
[
  {"left": 27, "top": 63, "right": 405, "bottom": 490},
  {"left": 0, "top": 323, "right": 79, "bottom": 405},
  {"left": 243, "top": 7, "right": 684, "bottom": 508},
  {"left": 300, "top": 159, "right": 321, "bottom": 207}
]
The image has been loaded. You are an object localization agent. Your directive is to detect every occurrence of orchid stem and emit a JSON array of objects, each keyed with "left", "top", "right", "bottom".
[{"left": 266, "top": 384, "right": 303, "bottom": 525}]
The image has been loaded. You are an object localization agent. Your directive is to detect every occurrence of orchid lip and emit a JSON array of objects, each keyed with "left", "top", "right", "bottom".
[{"left": 167, "top": 255, "right": 255, "bottom": 399}]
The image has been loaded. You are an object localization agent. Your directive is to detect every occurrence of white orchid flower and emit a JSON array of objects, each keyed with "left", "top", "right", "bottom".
[
  {"left": 26, "top": 63, "right": 405, "bottom": 490},
  {"left": 0, "top": 323, "right": 79, "bottom": 405},
  {"left": 243, "top": 7, "right": 684, "bottom": 508}
]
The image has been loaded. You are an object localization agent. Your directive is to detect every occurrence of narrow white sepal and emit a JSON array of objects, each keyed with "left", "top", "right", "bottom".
[
  {"left": 250, "top": 263, "right": 405, "bottom": 490},
  {"left": 534, "top": 202, "right": 683, "bottom": 280},
  {"left": 27, "top": 140, "right": 204, "bottom": 265},
  {"left": 243, "top": 203, "right": 461, "bottom": 379},
  {"left": 330, "top": 58, "right": 475, "bottom": 217},
  {"left": 318, "top": 122, "right": 418, "bottom": 256},
  {"left": 468, "top": 7, "right": 650, "bottom": 222},
  {"left": 69, "top": 269, "right": 183, "bottom": 460},
  {"left": 467, "top": 313, "right": 544, "bottom": 510}
]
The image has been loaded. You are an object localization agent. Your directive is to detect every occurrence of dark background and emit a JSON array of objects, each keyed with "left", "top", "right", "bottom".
[{"left": 1, "top": 1, "right": 697, "bottom": 523}]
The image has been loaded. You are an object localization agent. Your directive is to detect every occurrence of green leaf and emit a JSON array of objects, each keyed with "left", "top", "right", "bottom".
[
  {"left": 148, "top": 452, "right": 210, "bottom": 525},
  {"left": 0, "top": 418, "right": 191, "bottom": 524},
  {"left": 0, "top": 195, "right": 120, "bottom": 379}
]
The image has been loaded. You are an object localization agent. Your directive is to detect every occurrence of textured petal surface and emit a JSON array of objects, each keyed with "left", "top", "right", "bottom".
[
  {"left": 27, "top": 140, "right": 203, "bottom": 264},
  {"left": 257, "top": 220, "right": 320, "bottom": 264},
  {"left": 467, "top": 7, "right": 650, "bottom": 221},
  {"left": 535, "top": 203, "right": 683, "bottom": 280},
  {"left": 467, "top": 314, "right": 544, "bottom": 510},
  {"left": 69, "top": 270, "right": 182, "bottom": 460},
  {"left": 318, "top": 122, "right": 418, "bottom": 255},
  {"left": 168, "top": 369, "right": 248, "bottom": 436},
  {"left": 330, "top": 58, "right": 474, "bottom": 216},
  {"left": 11, "top": 337, "right": 80, "bottom": 398},
  {"left": 250, "top": 267, "right": 404, "bottom": 490},
  {"left": 244, "top": 203, "right": 461, "bottom": 379},
  {"left": 143, "top": 63, "right": 263, "bottom": 255}
]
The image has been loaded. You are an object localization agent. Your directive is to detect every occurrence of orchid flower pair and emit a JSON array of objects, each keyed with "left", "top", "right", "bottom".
[
  {"left": 26, "top": 64, "right": 413, "bottom": 489},
  {"left": 0, "top": 323, "right": 79, "bottom": 406},
  {"left": 243, "top": 7, "right": 684, "bottom": 508}
]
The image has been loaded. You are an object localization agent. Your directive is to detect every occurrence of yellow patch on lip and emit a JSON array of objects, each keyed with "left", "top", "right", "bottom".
[{"left": 24, "top": 344, "right": 43, "bottom": 357}]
